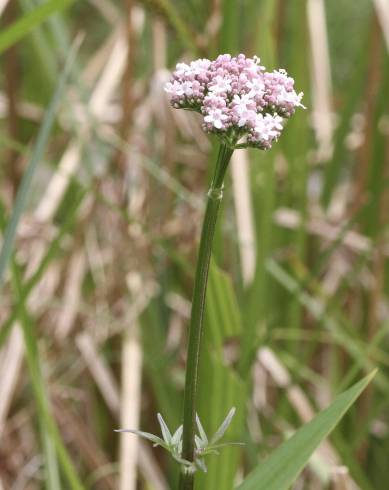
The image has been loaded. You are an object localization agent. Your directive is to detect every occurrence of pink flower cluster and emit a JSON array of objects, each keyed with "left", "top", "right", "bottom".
[{"left": 164, "top": 54, "right": 304, "bottom": 150}]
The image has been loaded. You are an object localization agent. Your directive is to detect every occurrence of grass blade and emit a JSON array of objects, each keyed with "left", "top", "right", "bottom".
[
  {"left": 236, "top": 371, "right": 376, "bottom": 490},
  {"left": 0, "top": 0, "right": 75, "bottom": 54},
  {"left": 0, "top": 37, "right": 79, "bottom": 289},
  {"left": 12, "top": 263, "right": 86, "bottom": 490}
]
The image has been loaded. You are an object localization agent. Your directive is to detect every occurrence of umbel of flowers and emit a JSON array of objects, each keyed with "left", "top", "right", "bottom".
[{"left": 165, "top": 53, "right": 305, "bottom": 150}]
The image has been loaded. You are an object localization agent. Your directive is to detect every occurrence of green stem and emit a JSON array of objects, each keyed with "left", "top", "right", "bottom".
[{"left": 179, "top": 144, "right": 233, "bottom": 490}]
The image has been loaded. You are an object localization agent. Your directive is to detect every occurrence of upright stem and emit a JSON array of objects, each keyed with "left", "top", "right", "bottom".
[{"left": 179, "top": 144, "right": 233, "bottom": 490}]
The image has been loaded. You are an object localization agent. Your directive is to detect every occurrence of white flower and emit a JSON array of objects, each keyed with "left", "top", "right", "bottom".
[
  {"left": 204, "top": 108, "right": 229, "bottom": 129},
  {"left": 245, "top": 58, "right": 264, "bottom": 77},
  {"left": 253, "top": 114, "right": 283, "bottom": 141},
  {"left": 232, "top": 95, "right": 257, "bottom": 127},
  {"left": 236, "top": 109, "right": 257, "bottom": 127},
  {"left": 174, "top": 62, "right": 192, "bottom": 78},
  {"left": 164, "top": 80, "right": 194, "bottom": 97},
  {"left": 233, "top": 93, "right": 255, "bottom": 109},
  {"left": 164, "top": 80, "right": 184, "bottom": 96},
  {"left": 278, "top": 89, "right": 306, "bottom": 109},
  {"left": 181, "top": 81, "right": 194, "bottom": 96},
  {"left": 253, "top": 55, "right": 265, "bottom": 69},
  {"left": 190, "top": 58, "right": 211, "bottom": 75},
  {"left": 246, "top": 78, "right": 265, "bottom": 98},
  {"left": 208, "top": 75, "right": 232, "bottom": 94}
]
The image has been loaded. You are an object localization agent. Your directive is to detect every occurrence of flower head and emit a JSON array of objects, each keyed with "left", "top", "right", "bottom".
[{"left": 164, "top": 54, "right": 305, "bottom": 150}]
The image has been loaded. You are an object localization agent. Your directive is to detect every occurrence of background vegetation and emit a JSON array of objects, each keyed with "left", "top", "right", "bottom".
[{"left": 0, "top": 0, "right": 388, "bottom": 489}]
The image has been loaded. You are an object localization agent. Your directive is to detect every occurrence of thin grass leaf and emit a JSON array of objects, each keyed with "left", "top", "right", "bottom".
[
  {"left": 12, "top": 263, "right": 85, "bottom": 490},
  {"left": 9, "top": 254, "right": 61, "bottom": 490},
  {"left": 41, "top": 431, "right": 61, "bottom": 490},
  {"left": 19, "top": 0, "right": 60, "bottom": 84},
  {"left": 266, "top": 259, "right": 389, "bottom": 392},
  {"left": 0, "top": 189, "right": 85, "bottom": 348},
  {"left": 321, "top": 17, "right": 372, "bottom": 207},
  {"left": 0, "top": 0, "right": 75, "bottom": 54},
  {"left": 236, "top": 371, "right": 376, "bottom": 490},
  {"left": 0, "top": 38, "right": 79, "bottom": 289},
  {"left": 142, "top": 0, "right": 197, "bottom": 53}
]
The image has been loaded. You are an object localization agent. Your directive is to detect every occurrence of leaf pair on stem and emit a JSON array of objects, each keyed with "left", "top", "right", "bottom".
[{"left": 115, "top": 407, "right": 242, "bottom": 474}]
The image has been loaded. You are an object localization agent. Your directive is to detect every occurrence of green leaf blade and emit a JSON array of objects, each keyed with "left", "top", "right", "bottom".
[
  {"left": 236, "top": 371, "right": 376, "bottom": 490},
  {"left": 0, "top": 35, "right": 78, "bottom": 289},
  {"left": 0, "top": 0, "right": 75, "bottom": 54}
]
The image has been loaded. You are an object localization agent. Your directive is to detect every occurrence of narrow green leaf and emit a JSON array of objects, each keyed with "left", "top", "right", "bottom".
[
  {"left": 0, "top": 37, "right": 78, "bottom": 289},
  {"left": 236, "top": 371, "right": 376, "bottom": 490},
  {"left": 143, "top": 0, "right": 197, "bottom": 53},
  {"left": 42, "top": 430, "right": 61, "bottom": 490},
  {"left": 0, "top": 0, "right": 75, "bottom": 54},
  {"left": 267, "top": 259, "right": 389, "bottom": 392},
  {"left": 0, "top": 189, "right": 85, "bottom": 348},
  {"left": 12, "top": 264, "right": 85, "bottom": 490}
]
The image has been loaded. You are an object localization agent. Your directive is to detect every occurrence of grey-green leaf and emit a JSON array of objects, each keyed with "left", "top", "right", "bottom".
[
  {"left": 157, "top": 413, "right": 172, "bottom": 444},
  {"left": 114, "top": 429, "right": 165, "bottom": 447},
  {"left": 195, "top": 434, "right": 204, "bottom": 450},
  {"left": 196, "top": 413, "right": 209, "bottom": 445},
  {"left": 196, "top": 458, "right": 208, "bottom": 473},
  {"left": 171, "top": 425, "right": 183, "bottom": 447},
  {"left": 236, "top": 371, "right": 376, "bottom": 490},
  {"left": 210, "top": 407, "right": 236, "bottom": 444}
]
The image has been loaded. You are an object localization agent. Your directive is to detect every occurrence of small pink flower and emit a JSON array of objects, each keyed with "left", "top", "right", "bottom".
[
  {"left": 235, "top": 108, "right": 257, "bottom": 128},
  {"left": 208, "top": 75, "right": 232, "bottom": 95},
  {"left": 203, "top": 93, "right": 227, "bottom": 108},
  {"left": 231, "top": 94, "right": 257, "bottom": 127},
  {"left": 248, "top": 114, "right": 284, "bottom": 149},
  {"left": 245, "top": 78, "right": 265, "bottom": 98},
  {"left": 173, "top": 63, "right": 192, "bottom": 80},
  {"left": 232, "top": 94, "right": 255, "bottom": 109},
  {"left": 204, "top": 108, "right": 229, "bottom": 130},
  {"left": 190, "top": 58, "right": 211, "bottom": 76}
]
